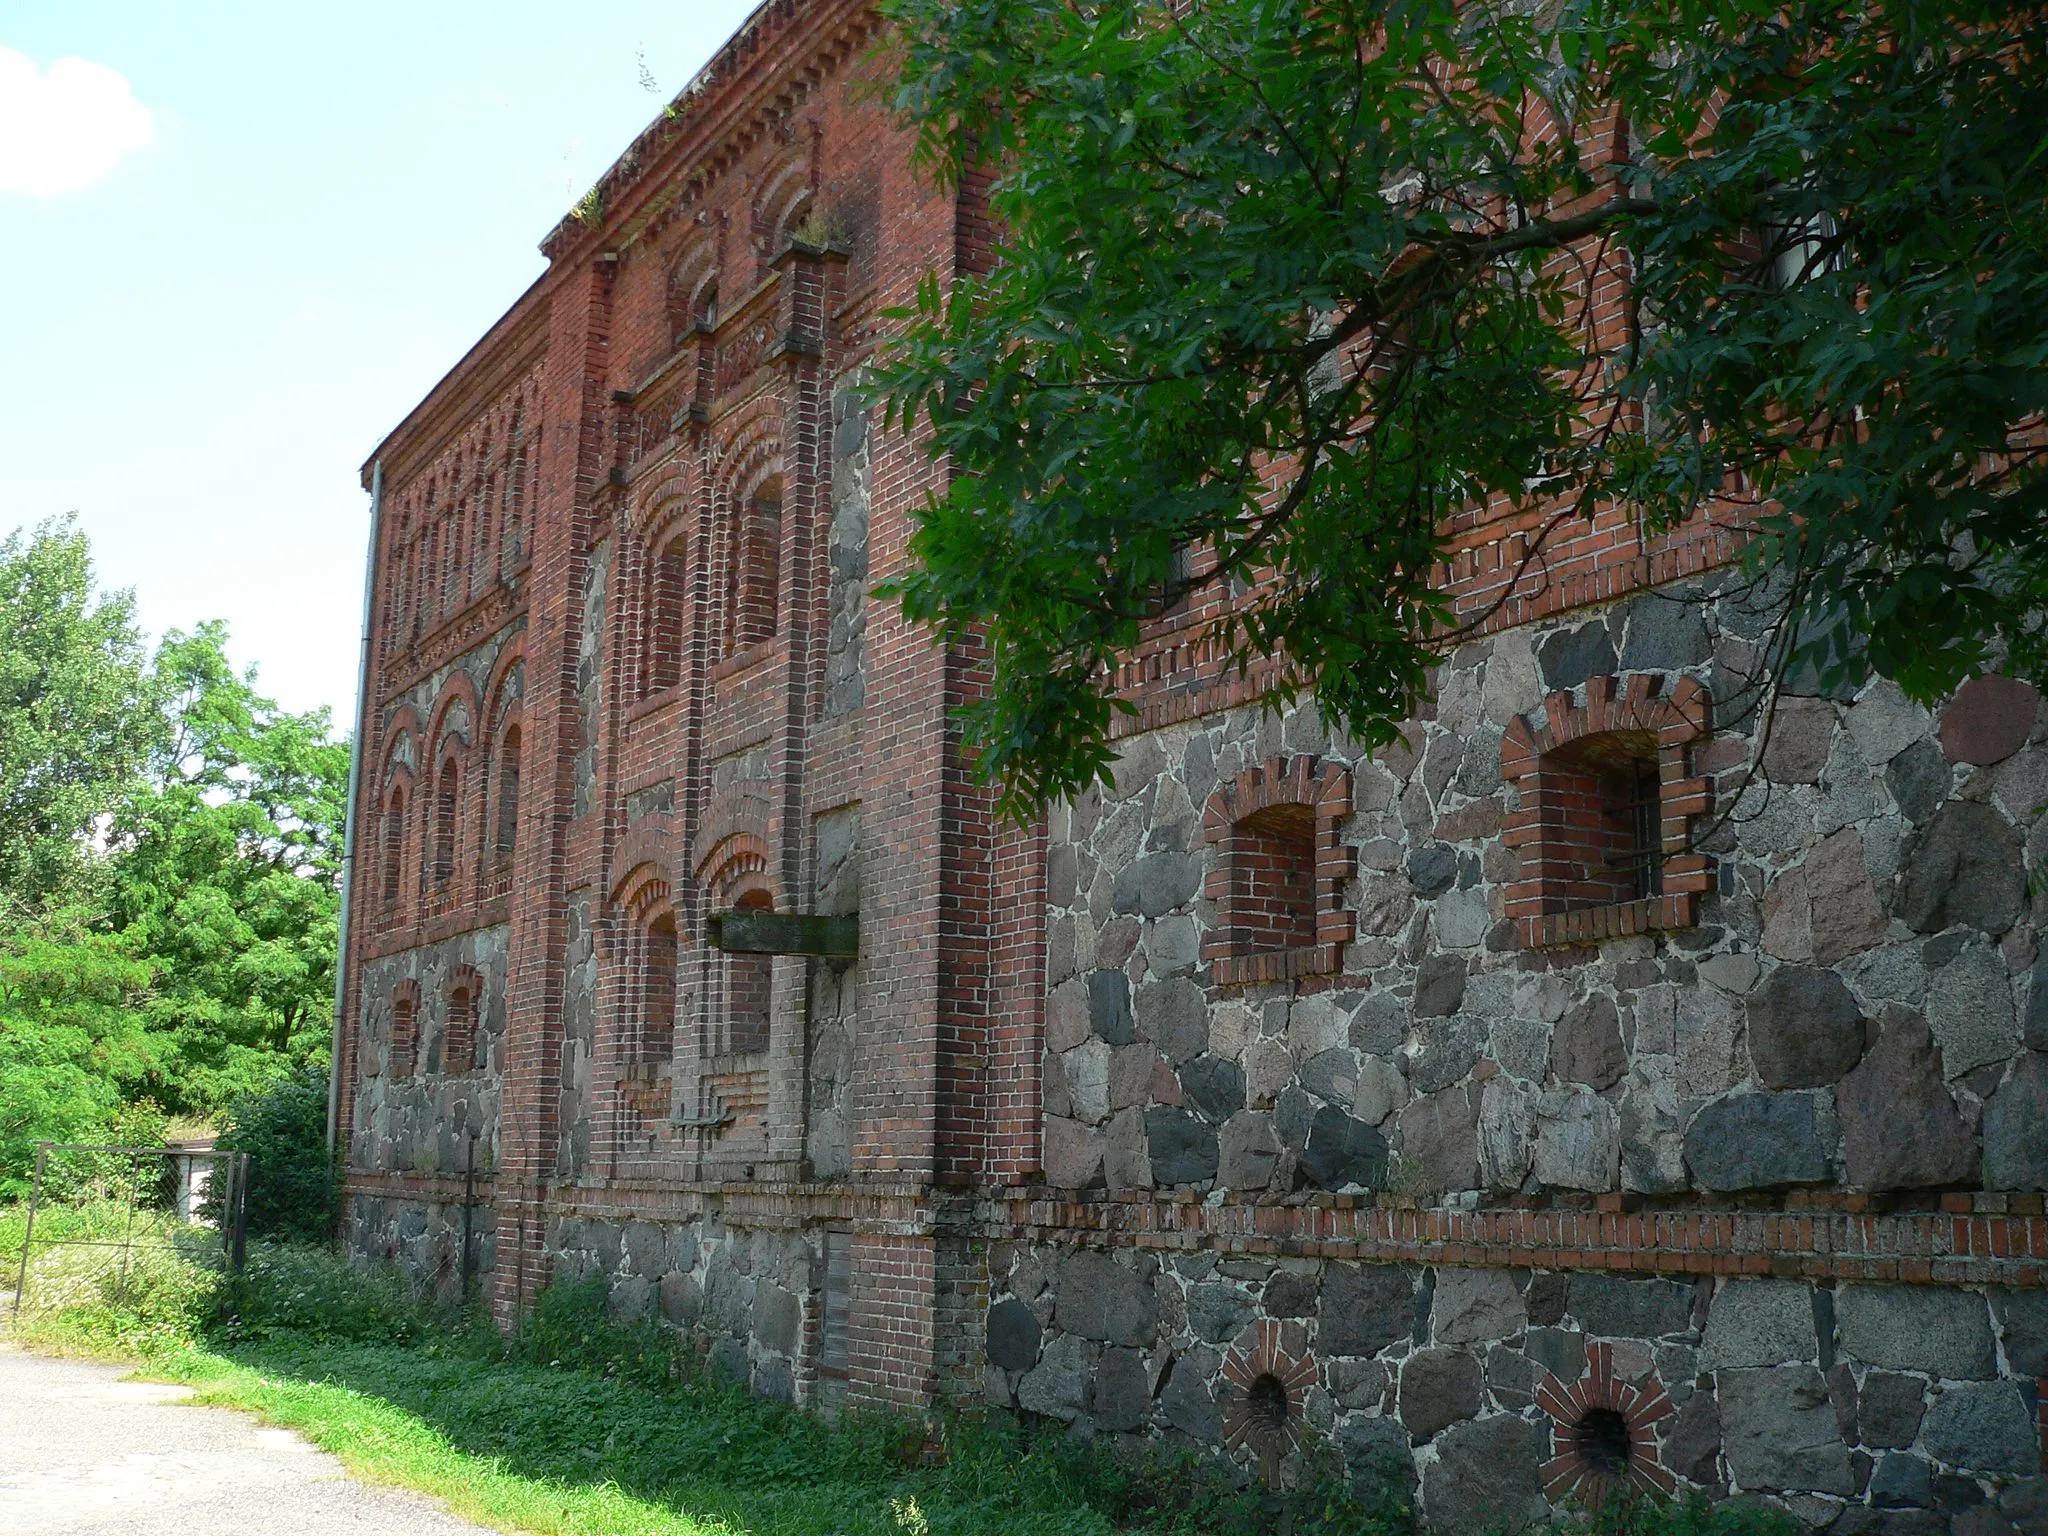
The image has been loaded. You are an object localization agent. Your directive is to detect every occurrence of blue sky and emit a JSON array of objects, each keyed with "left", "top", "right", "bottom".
[{"left": 0, "top": 1, "right": 761, "bottom": 726}]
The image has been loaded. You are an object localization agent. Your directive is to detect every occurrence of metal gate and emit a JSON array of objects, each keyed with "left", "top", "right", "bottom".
[{"left": 10, "top": 1142, "right": 251, "bottom": 1318}]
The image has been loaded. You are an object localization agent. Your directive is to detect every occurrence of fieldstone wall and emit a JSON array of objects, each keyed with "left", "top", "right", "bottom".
[
  {"left": 546, "top": 1212, "right": 821, "bottom": 1402},
  {"left": 343, "top": 1191, "right": 495, "bottom": 1304},
  {"left": 1042, "top": 580, "right": 2047, "bottom": 1203},
  {"left": 988, "top": 1244, "right": 2048, "bottom": 1531},
  {"left": 351, "top": 924, "right": 510, "bottom": 1177},
  {"left": 1021, "top": 577, "right": 2048, "bottom": 1525}
]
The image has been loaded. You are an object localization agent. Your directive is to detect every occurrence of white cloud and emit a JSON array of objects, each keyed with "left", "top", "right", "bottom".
[{"left": 0, "top": 46, "right": 154, "bottom": 196}]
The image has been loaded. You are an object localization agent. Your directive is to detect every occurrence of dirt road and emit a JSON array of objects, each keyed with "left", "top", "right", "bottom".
[{"left": 0, "top": 1347, "right": 499, "bottom": 1535}]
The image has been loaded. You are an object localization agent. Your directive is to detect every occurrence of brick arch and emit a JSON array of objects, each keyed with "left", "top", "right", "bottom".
[
  {"left": 627, "top": 461, "right": 696, "bottom": 544},
  {"left": 667, "top": 237, "right": 721, "bottom": 341},
  {"left": 1219, "top": 1319, "right": 1316, "bottom": 1471},
  {"left": 478, "top": 638, "right": 527, "bottom": 737},
  {"left": 1501, "top": 673, "right": 1713, "bottom": 949},
  {"left": 1200, "top": 755, "right": 1355, "bottom": 986},
  {"left": 372, "top": 755, "right": 418, "bottom": 921},
  {"left": 639, "top": 494, "right": 696, "bottom": 557},
  {"left": 423, "top": 680, "right": 478, "bottom": 903},
  {"left": 752, "top": 153, "right": 814, "bottom": 262},
  {"left": 689, "top": 787, "right": 773, "bottom": 885},
  {"left": 380, "top": 703, "right": 424, "bottom": 776},
  {"left": 425, "top": 670, "right": 481, "bottom": 754},
  {"left": 1537, "top": 1340, "right": 1677, "bottom": 1504},
  {"left": 611, "top": 825, "right": 677, "bottom": 904},
  {"left": 613, "top": 859, "right": 677, "bottom": 925},
  {"left": 711, "top": 414, "right": 782, "bottom": 510},
  {"left": 695, "top": 830, "right": 771, "bottom": 892}
]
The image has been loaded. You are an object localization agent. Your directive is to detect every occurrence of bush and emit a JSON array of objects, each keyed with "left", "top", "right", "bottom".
[
  {"left": 1578, "top": 1493, "right": 1798, "bottom": 1536},
  {"left": 511, "top": 1268, "right": 694, "bottom": 1391},
  {"left": 223, "top": 1240, "right": 454, "bottom": 1347},
  {"left": 213, "top": 1065, "right": 334, "bottom": 1244}
]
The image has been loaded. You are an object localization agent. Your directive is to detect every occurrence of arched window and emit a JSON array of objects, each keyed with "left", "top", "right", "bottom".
[
  {"left": 1201, "top": 757, "right": 1355, "bottom": 987},
  {"left": 433, "top": 757, "right": 460, "bottom": 889},
  {"left": 1224, "top": 800, "right": 1319, "bottom": 953},
  {"left": 669, "top": 251, "right": 720, "bottom": 349},
  {"left": 443, "top": 978, "right": 478, "bottom": 1074},
  {"left": 724, "top": 889, "right": 773, "bottom": 1056},
  {"left": 380, "top": 786, "right": 407, "bottom": 908},
  {"left": 389, "top": 993, "right": 418, "bottom": 1079},
  {"left": 1501, "top": 675, "right": 1715, "bottom": 949},
  {"left": 640, "top": 910, "right": 678, "bottom": 1065},
  {"left": 730, "top": 474, "right": 781, "bottom": 650},
  {"left": 494, "top": 726, "right": 521, "bottom": 862},
  {"left": 645, "top": 530, "right": 688, "bottom": 696},
  {"left": 756, "top": 160, "right": 814, "bottom": 272}
]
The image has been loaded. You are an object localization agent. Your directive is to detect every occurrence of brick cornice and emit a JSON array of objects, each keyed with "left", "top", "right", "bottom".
[{"left": 981, "top": 1190, "right": 2048, "bottom": 1288}]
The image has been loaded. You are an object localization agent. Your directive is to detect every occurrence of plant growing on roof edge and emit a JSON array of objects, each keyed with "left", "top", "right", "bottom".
[{"left": 868, "top": 0, "right": 2048, "bottom": 821}]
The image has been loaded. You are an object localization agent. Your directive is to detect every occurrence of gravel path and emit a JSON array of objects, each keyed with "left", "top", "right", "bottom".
[{"left": 0, "top": 1346, "right": 501, "bottom": 1535}]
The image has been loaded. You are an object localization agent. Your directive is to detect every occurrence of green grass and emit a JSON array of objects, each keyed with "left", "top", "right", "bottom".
[{"left": 152, "top": 1335, "right": 1127, "bottom": 1536}]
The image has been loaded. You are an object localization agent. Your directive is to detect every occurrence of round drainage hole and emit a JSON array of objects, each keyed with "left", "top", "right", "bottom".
[
  {"left": 1573, "top": 1406, "right": 1632, "bottom": 1476},
  {"left": 1246, "top": 1372, "right": 1290, "bottom": 1432}
]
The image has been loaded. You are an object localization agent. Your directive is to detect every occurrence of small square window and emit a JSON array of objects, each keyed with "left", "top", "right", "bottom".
[
  {"left": 1502, "top": 674, "right": 1714, "bottom": 949},
  {"left": 1201, "top": 757, "right": 1354, "bottom": 986}
]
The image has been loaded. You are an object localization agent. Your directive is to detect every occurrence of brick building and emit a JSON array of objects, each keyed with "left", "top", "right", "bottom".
[{"left": 338, "top": 0, "right": 2048, "bottom": 1525}]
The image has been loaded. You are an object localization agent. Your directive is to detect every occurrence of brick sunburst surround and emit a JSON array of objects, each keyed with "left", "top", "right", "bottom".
[
  {"left": 1201, "top": 757, "right": 1355, "bottom": 986},
  {"left": 1219, "top": 1318, "right": 1318, "bottom": 1470},
  {"left": 1502, "top": 674, "right": 1714, "bottom": 950},
  {"left": 1536, "top": 1341, "right": 1677, "bottom": 1505}
]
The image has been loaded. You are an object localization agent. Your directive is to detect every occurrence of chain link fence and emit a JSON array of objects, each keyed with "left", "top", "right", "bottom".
[{"left": 9, "top": 1142, "right": 250, "bottom": 1320}]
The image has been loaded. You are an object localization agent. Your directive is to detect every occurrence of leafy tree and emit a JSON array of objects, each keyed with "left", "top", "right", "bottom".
[
  {"left": 0, "top": 521, "right": 345, "bottom": 1182},
  {"left": 211, "top": 1064, "right": 334, "bottom": 1244},
  {"left": 0, "top": 911, "right": 157, "bottom": 1198},
  {"left": 873, "top": 0, "right": 2048, "bottom": 816},
  {"left": 0, "top": 517, "right": 162, "bottom": 903},
  {"left": 107, "top": 625, "right": 347, "bottom": 1116}
]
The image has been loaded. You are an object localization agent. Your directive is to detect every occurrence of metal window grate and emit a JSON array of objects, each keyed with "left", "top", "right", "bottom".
[
  {"left": 1629, "top": 763, "right": 1664, "bottom": 902},
  {"left": 818, "top": 1230, "right": 852, "bottom": 1378}
]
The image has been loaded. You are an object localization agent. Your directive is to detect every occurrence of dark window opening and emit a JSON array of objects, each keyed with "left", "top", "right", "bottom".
[
  {"left": 1572, "top": 1406, "right": 1633, "bottom": 1478},
  {"left": 726, "top": 889, "right": 773, "bottom": 1055},
  {"left": 1246, "top": 1373, "right": 1290, "bottom": 1432},
  {"left": 494, "top": 728, "right": 521, "bottom": 860},
  {"left": 1226, "top": 802, "right": 1318, "bottom": 953},
  {"left": 1158, "top": 539, "right": 1195, "bottom": 618},
  {"left": 641, "top": 912, "right": 677, "bottom": 1065},
  {"left": 646, "top": 534, "right": 687, "bottom": 696}
]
